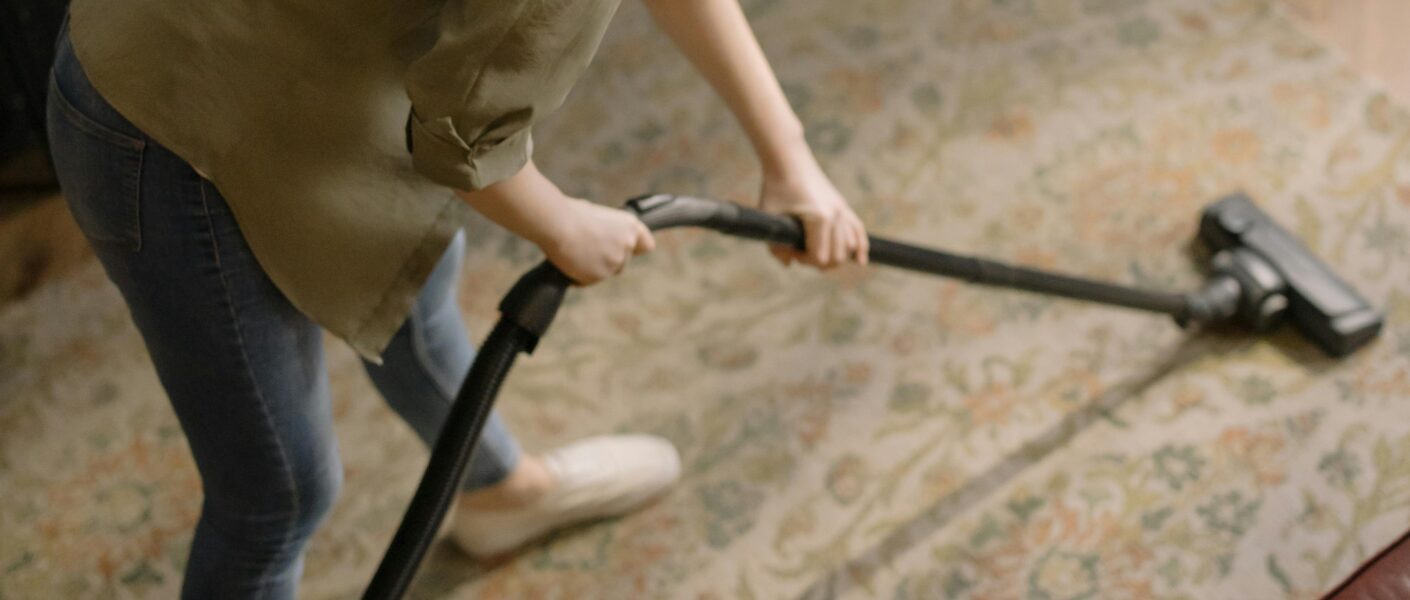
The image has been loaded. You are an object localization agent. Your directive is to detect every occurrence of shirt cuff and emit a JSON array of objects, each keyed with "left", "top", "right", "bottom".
[{"left": 409, "top": 113, "right": 533, "bottom": 192}]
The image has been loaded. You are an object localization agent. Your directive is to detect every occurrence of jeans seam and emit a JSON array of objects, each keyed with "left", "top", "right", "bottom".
[
  {"left": 128, "top": 141, "right": 145, "bottom": 252},
  {"left": 197, "top": 179, "right": 305, "bottom": 587}
]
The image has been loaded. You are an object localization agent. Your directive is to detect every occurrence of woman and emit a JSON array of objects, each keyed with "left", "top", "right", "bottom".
[{"left": 47, "top": 0, "right": 869, "bottom": 596}]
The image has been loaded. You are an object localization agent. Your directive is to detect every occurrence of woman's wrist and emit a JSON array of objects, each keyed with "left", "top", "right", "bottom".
[
  {"left": 761, "top": 131, "right": 823, "bottom": 188},
  {"left": 757, "top": 129, "right": 821, "bottom": 187},
  {"left": 455, "top": 159, "right": 574, "bottom": 249},
  {"left": 523, "top": 199, "right": 575, "bottom": 253}
]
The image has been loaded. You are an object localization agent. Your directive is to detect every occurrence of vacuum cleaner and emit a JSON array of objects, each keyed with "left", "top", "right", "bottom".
[{"left": 361, "top": 191, "right": 1382, "bottom": 599}]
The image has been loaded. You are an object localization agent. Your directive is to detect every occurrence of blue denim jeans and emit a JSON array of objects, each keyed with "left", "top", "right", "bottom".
[{"left": 46, "top": 24, "right": 520, "bottom": 599}]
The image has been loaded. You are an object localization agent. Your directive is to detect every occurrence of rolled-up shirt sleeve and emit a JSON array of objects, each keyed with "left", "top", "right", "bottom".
[{"left": 405, "top": 0, "right": 622, "bottom": 191}]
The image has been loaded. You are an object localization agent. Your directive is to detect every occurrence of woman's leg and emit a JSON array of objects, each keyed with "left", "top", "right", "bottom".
[
  {"left": 358, "top": 210, "right": 682, "bottom": 560},
  {"left": 48, "top": 27, "right": 340, "bottom": 599},
  {"left": 359, "top": 230, "right": 528, "bottom": 492}
]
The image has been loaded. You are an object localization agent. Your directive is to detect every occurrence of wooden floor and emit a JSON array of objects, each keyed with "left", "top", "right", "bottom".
[
  {"left": 1283, "top": 0, "right": 1410, "bottom": 102},
  {"left": 0, "top": 0, "right": 1407, "bottom": 307}
]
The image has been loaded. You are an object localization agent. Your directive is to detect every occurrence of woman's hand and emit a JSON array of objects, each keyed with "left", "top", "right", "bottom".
[
  {"left": 456, "top": 159, "right": 654, "bottom": 286},
  {"left": 759, "top": 154, "right": 869, "bottom": 269},
  {"left": 641, "top": 0, "right": 868, "bottom": 269},
  {"left": 537, "top": 198, "right": 656, "bottom": 285}
]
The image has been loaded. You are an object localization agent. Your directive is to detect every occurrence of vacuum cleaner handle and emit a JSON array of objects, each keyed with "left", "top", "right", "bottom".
[{"left": 627, "top": 193, "right": 807, "bottom": 248}]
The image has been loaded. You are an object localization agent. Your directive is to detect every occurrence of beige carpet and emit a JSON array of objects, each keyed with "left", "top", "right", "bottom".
[{"left": 5, "top": 0, "right": 1410, "bottom": 597}]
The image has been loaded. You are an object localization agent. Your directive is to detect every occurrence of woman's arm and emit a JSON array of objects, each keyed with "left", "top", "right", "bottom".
[
  {"left": 457, "top": 160, "right": 654, "bottom": 285},
  {"left": 642, "top": 0, "right": 868, "bottom": 267},
  {"left": 404, "top": 0, "right": 652, "bottom": 285}
]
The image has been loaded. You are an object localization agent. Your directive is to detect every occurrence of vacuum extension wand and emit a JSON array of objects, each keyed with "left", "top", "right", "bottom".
[{"left": 362, "top": 192, "right": 1382, "bottom": 599}]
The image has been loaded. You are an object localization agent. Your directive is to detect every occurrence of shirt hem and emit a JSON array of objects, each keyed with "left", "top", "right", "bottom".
[{"left": 346, "top": 198, "right": 468, "bottom": 363}]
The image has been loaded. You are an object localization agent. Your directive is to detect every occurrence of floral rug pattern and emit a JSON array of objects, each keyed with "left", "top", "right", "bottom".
[{"left": 4, "top": 0, "right": 1410, "bottom": 598}]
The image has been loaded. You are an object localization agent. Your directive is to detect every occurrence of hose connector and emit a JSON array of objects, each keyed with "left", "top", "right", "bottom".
[{"left": 498, "top": 262, "right": 573, "bottom": 353}]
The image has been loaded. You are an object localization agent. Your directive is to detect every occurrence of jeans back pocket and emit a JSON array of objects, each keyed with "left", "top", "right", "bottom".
[{"left": 46, "top": 40, "right": 146, "bottom": 251}]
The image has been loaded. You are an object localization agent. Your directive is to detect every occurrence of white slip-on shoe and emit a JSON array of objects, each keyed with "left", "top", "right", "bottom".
[{"left": 449, "top": 434, "right": 682, "bottom": 558}]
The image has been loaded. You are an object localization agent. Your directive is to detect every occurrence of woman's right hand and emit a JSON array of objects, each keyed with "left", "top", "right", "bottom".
[
  {"left": 537, "top": 198, "right": 656, "bottom": 286},
  {"left": 455, "top": 160, "right": 654, "bottom": 286}
]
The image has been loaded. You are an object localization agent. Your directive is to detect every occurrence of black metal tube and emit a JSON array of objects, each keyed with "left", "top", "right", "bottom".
[
  {"left": 629, "top": 194, "right": 1195, "bottom": 319},
  {"left": 866, "top": 238, "right": 1191, "bottom": 316}
]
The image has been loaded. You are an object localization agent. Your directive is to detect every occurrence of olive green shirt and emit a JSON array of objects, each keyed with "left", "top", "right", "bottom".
[{"left": 67, "top": 0, "right": 621, "bottom": 360}]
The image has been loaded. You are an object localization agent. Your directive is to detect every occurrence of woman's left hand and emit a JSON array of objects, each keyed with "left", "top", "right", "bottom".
[
  {"left": 640, "top": 0, "right": 868, "bottom": 269},
  {"left": 758, "top": 154, "right": 869, "bottom": 269}
]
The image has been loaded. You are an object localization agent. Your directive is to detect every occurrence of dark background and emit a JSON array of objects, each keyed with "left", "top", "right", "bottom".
[{"left": 0, "top": 0, "right": 68, "bottom": 191}]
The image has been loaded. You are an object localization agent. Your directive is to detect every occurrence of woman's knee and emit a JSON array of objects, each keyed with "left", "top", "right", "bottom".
[
  {"left": 300, "top": 459, "right": 344, "bottom": 529},
  {"left": 277, "top": 451, "right": 346, "bottom": 540},
  {"left": 183, "top": 462, "right": 341, "bottom": 597},
  {"left": 292, "top": 459, "right": 344, "bottom": 533},
  {"left": 202, "top": 453, "right": 344, "bottom": 545}
]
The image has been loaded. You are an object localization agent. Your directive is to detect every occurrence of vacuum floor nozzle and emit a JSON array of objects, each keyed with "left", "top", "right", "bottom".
[{"left": 1198, "top": 193, "right": 1383, "bottom": 356}]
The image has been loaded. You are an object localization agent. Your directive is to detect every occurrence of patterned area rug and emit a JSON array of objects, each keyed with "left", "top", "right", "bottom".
[{"left": 4, "top": 0, "right": 1410, "bottom": 597}]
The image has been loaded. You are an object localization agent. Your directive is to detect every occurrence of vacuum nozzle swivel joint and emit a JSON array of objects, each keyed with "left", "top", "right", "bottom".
[{"left": 1180, "top": 247, "right": 1288, "bottom": 331}]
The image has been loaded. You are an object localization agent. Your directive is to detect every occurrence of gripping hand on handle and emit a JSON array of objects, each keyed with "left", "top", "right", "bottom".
[
  {"left": 758, "top": 154, "right": 869, "bottom": 269},
  {"left": 540, "top": 198, "right": 656, "bottom": 285},
  {"left": 456, "top": 159, "right": 655, "bottom": 286},
  {"left": 643, "top": 0, "right": 868, "bottom": 270}
]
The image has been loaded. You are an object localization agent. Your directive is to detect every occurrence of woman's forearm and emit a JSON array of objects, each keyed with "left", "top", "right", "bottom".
[
  {"left": 455, "top": 159, "right": 567, "bottom": 247},
  {"left": 455, "top": 160, "right": 657, "bottom": 285},
  {"left": 642, "top": 0, "right": 811, "bottom": 177},
  {"left": 642, "top": 0, "right": 869, "bottom": 268}
]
